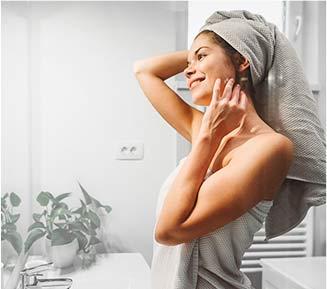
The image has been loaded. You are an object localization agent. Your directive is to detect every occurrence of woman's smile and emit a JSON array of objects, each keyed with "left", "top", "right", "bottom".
[{"left": 190, "top": 79, "right": 204, "bottom": 89}]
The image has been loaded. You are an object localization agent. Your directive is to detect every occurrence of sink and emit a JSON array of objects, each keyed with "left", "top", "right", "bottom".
[{"left": 2, "top": 253, "right": 150, "bottom": 289}]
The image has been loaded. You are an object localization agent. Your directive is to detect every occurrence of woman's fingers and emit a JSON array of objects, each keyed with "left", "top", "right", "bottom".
[
  {"left": 230, "top": 84, "right": 241, "bottom": 104},
  {"left": 239, "top": 90, "right": 248, "bottom": 110},
  {"left": 211, "top": 78, "right": 221, "bottom": 103},
  {"left": 221, "top": 78, "right": 234, "bottom": 101},
  {"left": 213, "top": 78, "right": 247, "bottom": 110}
]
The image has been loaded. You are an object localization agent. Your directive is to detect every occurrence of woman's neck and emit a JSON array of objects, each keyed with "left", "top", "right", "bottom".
[{"left": 237, "top": 94, "right": 274, "bottom": 138}]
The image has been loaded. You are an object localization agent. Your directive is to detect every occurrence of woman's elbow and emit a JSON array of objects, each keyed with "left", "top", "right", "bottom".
[
  {"left": 133, "top": 60, "right": 147, "bottom": 75},
  {"left": 154, "top": 227, "right": 166, "bottom": 244},
  {"left": 155, "top": 227, "right": 179, "bottom": 246}
]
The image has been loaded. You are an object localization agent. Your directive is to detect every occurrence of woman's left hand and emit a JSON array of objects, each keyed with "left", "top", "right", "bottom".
[{"left": 198, "top": 78, "right": 248, "bottom": 141}]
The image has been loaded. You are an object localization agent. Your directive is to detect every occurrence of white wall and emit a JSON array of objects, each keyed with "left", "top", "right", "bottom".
[{"left": 2, "top": 1, "right": 182, "bottom": 265}]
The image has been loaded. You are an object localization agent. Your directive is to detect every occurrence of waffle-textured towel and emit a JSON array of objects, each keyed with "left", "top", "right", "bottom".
[
  {"left": 151, "top": 157, "right": 273, "bottom": 289},
  {"left": 199, "top": 10, "right": 326, "bottom": 240}
]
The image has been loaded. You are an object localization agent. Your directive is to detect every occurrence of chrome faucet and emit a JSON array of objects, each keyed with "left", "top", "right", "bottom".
[{"left": 19, "top": 262, "right": 73, "bottom": 288}]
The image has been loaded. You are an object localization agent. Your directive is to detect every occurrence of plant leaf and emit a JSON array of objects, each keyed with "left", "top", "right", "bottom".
[
  {"left": 89, "top": 236, "right": 101, "bottom": 245},
  {"left": 80, "top": 199, "right": 86, "bottom": 208},
  {"left": 4, "top": 231, "right": 22, "bottom": 254},
  {"left": 1, "top": 193, "right": 9, "bottom": 200},
  {"left": 24, "top": 229, "right": 46, "bottom": 253},
  {"left": 10, "top": 192, "right": 21, "bottom": 207},
  {"left": 91, "top": 198, "right": 102, "bottom": 208},
  {"left": 54, "top": 192, "right": 71, "bottom": 203},
  {"left": 88, "top": 210, "right": 100, "bottom": 228},
  {"left": 11, "top": 213, "right": 20, "bottom": 223},
  {"left": 6, "top": 223, "right": 17, "bottom": 232},
  {"left": 91, "top": 198, "right": 112, "bottom": 214},
  {"left": 51, "top": 228, "right": 75, "bottom": 246},
  {"left": 86, "top": 224, "right": 97, "bottom": 236},
  {"left": 54, "top": 222, "right": 66, "bottom": 229},
  {"left": 90, "top": 221, "right": 97, "bottom": 230},
  {"left": 69, "top": 222, "right": 83, "bottom": 231},
  {"left": 51, "top": 207, "right": 71, "bottom": 220},
  {"left": 1, "top": 200, "right": 7, "bottom": 210},
  {"left": 28, "top": 222, "right": 45, "bottom": 232},
  {"left": 72, "top": 231, "right": 88, "bottom": 251},
  {"left": 78, "top": 182, "right": 92, "bottom": 205},
  {"left": 103, "top": 205, "right": 112, "bottom": 214},
  {"left": 80, "top": 222, "right": 90, "bottom": 234},
  {"left": 33, "top": 213, "right": 43, "bottom": 222},
  {"left": 37, "top": 192, "right": 52, "bottom": 206},
  {"left": 72, "top": 207, "right": 83, "bottom": 215},
  {"left": 57, "top": 202, "right": 69, "bottom": 210}
]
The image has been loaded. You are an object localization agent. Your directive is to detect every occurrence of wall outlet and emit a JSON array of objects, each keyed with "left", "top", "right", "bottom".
[{"left": 115, "top": 141, "right": 144, "bottom": 160}]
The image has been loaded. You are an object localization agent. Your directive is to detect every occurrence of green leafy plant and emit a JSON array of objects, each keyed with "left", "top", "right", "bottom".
[
  {"left": 1, "top": 192, "right": 23, "bottom": 255},
  {"left": 24, "top": 182, "right": 112, "bottom": 254},
  {"left": 71, "top": 182, "right": 112, "bottom": 253}
]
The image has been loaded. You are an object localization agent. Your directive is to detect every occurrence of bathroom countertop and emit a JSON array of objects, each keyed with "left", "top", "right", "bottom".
[
  {"left": 2, "top": 253, "right": 150, "bottom": 289},
  {"left": 260, "top": 257, "right": 326, "bottom": 289}
]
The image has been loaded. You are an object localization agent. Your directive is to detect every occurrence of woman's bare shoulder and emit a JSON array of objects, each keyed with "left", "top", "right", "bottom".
[
  {"left": 256, "top": 132, "right": 294, "bottom": 154},
  {"left": 232, "top": 132, "right": 294, "bottom": 166},
  {"left": 230, "top": 132, "right": 294, "bottom": 201}
]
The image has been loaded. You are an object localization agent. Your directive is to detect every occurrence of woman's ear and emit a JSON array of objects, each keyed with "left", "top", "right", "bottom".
[{"left": 238, "top": 56, "right": 250, "bottom": 72}]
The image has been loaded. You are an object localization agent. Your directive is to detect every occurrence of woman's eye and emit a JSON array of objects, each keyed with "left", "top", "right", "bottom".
[{"left": 198, "top": 54, "right": 206, "bottom": 60}]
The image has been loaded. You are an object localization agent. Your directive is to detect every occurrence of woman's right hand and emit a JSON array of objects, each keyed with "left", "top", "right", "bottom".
[{"left": 198, "top": 78, "right": 248, "bottom": 141}]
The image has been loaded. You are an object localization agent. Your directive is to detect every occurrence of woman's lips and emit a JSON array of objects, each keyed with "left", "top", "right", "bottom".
[{"left": 190, "top": 79, "right": 204, "bottom": 89}]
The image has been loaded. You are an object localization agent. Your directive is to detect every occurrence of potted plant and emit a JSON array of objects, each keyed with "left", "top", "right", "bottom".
[
  {"left": 25, "top": 182, "right": 112, "bottom": 268},
  {"left": 72, "top": 182, "right": 112, "bottom": 267},
  {"left": 1, "top": 192, "right": 23, "bottom": 265}
]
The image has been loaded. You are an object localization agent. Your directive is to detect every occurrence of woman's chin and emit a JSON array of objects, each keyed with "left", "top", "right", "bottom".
[{"left": 191, "top": 93, "right": 210, "bottom": 106}]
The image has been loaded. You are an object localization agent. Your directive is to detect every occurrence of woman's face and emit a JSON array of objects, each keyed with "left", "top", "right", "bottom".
[{"left": 184, "top": 33, "right": 236, "bottom": 106}]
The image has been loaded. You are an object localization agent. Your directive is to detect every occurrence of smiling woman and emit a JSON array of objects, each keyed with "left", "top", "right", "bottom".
[
  {"left": 133, "top": 13, "right": 289, "bottom": 289},
  {"left": 134, "top": 8, "right": 324, "bottom": 289},
  {"left": 184, "top": 31, "right": 254, "bottom": 107},
  {"left": 134, "top": 32, "right": 290, "bottom": 289}
]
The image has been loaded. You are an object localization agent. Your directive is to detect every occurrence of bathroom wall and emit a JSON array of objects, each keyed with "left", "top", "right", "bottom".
[{"left": 1, "top": 1, "right": 185, "bottom": 266}]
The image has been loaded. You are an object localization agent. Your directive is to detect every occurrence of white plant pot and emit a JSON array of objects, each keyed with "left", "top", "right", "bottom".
[{"left": 45, "top": 237, "right": 78, "bottom": 268}]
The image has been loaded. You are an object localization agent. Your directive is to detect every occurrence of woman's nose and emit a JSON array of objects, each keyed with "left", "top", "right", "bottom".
[{"left": 184, "top": 65, "right": 195, "bottom": 79}]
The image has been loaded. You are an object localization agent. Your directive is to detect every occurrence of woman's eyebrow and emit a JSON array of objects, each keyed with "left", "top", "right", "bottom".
[{"left": 187, "top": 46, "right": 210, "bottom": 64}]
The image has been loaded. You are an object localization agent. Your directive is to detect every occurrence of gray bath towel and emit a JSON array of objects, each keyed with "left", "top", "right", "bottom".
[{"left": 199, "top": 10, "right": 326, "bottom": 240}]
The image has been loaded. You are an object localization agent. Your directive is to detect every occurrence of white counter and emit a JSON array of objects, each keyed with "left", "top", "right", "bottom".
[
  {"left": 3, "top": 253, "right": 150, "bottom": 289},
  {"left": 260, "top": 257, "right": 326, "bottom": 289}
]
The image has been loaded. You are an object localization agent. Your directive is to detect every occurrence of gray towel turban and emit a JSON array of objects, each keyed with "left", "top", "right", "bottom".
[{"left": 199, "top": 10, "right": 326, "bottom": 240}]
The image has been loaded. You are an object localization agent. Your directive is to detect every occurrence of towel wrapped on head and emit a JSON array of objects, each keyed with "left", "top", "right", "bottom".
[{"left": 198, "top": 10, "right": 326, "bottom": 240}]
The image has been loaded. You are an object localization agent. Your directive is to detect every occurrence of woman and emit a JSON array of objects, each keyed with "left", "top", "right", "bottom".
[
  {"left": 134, "top": 28, "right": 293, "bottom": 288},
  {"left": 132, "top": 7, "right": 327, "bottom": 287}
]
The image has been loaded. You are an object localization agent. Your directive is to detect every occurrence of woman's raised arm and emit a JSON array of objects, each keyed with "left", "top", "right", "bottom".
[{"left": 133, "top": 51, "right": 203, "bottom": 143}]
